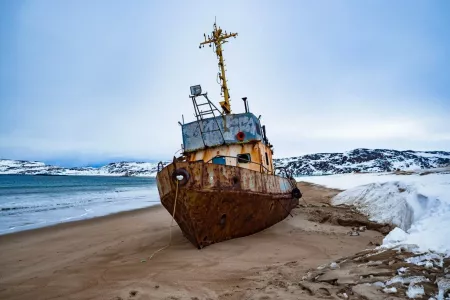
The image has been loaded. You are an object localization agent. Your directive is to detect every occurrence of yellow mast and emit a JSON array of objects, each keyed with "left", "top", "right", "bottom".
[{"left": 199, "top": 21, "right": 237, "bottom": 114}]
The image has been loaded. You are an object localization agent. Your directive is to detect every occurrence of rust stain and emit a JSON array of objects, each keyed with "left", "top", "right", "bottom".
[
  {"left": 187, "top": 142, "right": 273, "bottom": 174},
  {"left": 157, "top": 161, "right": 299, "bottom": 249}
]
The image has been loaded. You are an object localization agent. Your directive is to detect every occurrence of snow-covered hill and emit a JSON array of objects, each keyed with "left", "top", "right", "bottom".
[
  {"left": 274, "top": 148, "right": 450, "bottom": 176},
  {"left": 0, "top": 160, "right": 169, "bottom": 177},
  {"left": 2, "top": 148, "right": 450, "bottom": 177}
]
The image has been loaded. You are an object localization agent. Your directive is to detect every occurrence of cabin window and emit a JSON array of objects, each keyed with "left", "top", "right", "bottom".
[
  {"left": 265, "top": 152, "right": 269, "bottom": 165},
  {"left": 237, "top": 153, "right": 251, "bottom": 164},
  {"left": 212, "top": 156, "right": 226, "bottom": 165}
]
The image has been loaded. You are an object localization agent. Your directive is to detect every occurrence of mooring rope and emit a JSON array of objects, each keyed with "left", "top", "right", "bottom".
[{"left": 147, "top": 180, "right": 179, "bottom": 261}]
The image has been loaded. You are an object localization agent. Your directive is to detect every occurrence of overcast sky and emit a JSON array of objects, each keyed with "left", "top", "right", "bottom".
[{"left": 1, "top": 0, "right": 449, "bottom": 166}]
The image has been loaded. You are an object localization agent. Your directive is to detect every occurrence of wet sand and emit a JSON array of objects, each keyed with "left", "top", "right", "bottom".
[{"left": 0, "top": 182, "right": 384, "bottom": 300}]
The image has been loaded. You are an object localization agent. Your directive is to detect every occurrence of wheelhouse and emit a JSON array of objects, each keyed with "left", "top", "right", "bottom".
[{"left": 181, "top": 95, "right": 274, "bottom": 174}]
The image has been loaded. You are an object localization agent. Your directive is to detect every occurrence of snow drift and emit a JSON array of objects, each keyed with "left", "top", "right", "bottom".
[
  {"left": 332, "top": 181, "right": 416, "bottom": 231},
  {"left": 299, "top": 172, "right": 450, "bottom": 255}
]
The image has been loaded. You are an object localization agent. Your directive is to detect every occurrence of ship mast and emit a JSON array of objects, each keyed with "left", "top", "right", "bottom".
[{"left": 199, "top": 21, "right": 238, "bottom": 114}]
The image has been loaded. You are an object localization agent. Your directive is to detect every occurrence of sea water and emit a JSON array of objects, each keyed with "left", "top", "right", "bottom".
[{"left": 0, "top": 175, "right": 160, "bottom": 234}]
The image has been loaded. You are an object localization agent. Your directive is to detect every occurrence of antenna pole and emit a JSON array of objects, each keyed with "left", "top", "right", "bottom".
[{"left": 199, "top": 21, "right": 238, "bottom": 114}]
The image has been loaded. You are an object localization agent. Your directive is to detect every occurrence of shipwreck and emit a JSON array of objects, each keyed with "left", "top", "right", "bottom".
[{"left": 156, "top": 21, "right": 302, "bottom": 249}]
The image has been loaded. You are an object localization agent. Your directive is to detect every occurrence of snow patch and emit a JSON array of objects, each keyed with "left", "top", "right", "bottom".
[
  {"left": 385, "top": 228, "right": 409, "bottom": 244},
  {"left": 329, "top": 262, "right": 339, "bottom": 269},
  {"left": 437, "top": 278, "right": 450, "bottom": 300},
  {"left": 406, "top": 253, "right": 445, "bottom": 268},
  {"left": 383, "top": 286, "right": 397, "bottom": 294},
  {"left": 406, "top": 284, "right": 425, "bottom": 298},
  {"left": 386, "top": 276, "right": 429, "bottom": 286}
]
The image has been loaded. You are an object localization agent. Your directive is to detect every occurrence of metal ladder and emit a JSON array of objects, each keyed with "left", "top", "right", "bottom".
[{"left": 190, "top": 93, "right": 225, "bottom": 147}]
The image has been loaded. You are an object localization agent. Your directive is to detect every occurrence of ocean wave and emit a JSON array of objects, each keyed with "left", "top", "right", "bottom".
[{"left": 0, "top": 176, "right": 159, "bottom": 234}]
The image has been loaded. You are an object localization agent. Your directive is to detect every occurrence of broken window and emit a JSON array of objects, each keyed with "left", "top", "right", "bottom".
[{"left": 237, "top": 153, "right": 251, "bottom": 164}]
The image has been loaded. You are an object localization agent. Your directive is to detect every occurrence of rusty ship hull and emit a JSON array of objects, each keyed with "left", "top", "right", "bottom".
[{"left": 156, "top": 160, "right": 299, "bottom": 249}]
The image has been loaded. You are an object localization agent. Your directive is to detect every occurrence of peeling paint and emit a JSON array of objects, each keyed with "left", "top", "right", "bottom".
[{"left": 182, "top": 113, "right": 263, "bottom": 152}]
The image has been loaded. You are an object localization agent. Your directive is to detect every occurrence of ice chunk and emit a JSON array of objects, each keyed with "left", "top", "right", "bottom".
[
  {"left": 406, "top": 284, "right": 424, "bottom": 298},
  {"left": 383, "top": 287, "right": 397, "bottom": 294},
  {"left": 385, "top": 228, "right": 408, "bottom": 244}
]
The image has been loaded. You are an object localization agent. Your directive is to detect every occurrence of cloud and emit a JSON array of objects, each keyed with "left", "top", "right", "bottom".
[{"left": 0, "top": 0, "right": 449, "bottom": 164}]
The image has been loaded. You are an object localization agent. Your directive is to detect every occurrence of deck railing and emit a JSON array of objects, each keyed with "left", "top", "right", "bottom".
[
  {"left": 205, "top": 155, "right": 272, "bottom": 174},
  {"left": 157, "top": 156, "right": 295, "bottom": 181},
  {"left": 274, "top": 166, "right": 294, "bottom": 179}
]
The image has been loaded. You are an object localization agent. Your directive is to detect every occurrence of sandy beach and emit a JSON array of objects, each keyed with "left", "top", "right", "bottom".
[{"left": 0, "top": 182, "right": 385, "bottom": 300}]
